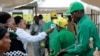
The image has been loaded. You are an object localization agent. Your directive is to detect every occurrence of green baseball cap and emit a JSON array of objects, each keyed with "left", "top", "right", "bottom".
[
  {"left": 65, "top": 9, "right": 71, "bottom": 15},
  {"left": 69, "top": 2, "right": 84, "bottom": 14}
]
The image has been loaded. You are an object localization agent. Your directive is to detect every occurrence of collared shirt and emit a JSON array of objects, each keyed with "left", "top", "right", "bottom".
[
  {"left": 51, "top": 28, "right": 75, "bottom": 56},
  {"left": 67, "top": 15, "right": 100, "bottom": 56},
  {"left": 43, "top": 20, "right": 58, "bottom": 49},
  {"left": 16, "top": 27, "right": 47, "bottom": 50},
  {"left": 30, "top": 22, "right": 41, "bottom": 34},
  {"left": 30, "top": 22, "right": 41, "bottom": 46}
]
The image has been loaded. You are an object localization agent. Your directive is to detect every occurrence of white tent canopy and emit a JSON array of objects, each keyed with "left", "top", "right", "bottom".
[
  {"left": 38, "top": 0, "right": 71, "bottom": 13},
  {"left": 38, "top": 0, "right": 82, "bottom": 13},
  {"left": 38, "top": 0, "right": 75, "bottom": 8},
  {"left": 0, "top": 0, "right": 100, "bottom": 13},
  {"left": 38, "top": 0, "right": 100, "bottom": 13}
]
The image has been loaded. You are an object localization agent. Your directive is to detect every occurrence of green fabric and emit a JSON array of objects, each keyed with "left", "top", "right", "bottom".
[
  {"left": 51, "top": 28, "right": 75, "bottom": 56},
  {"left": 67, "top": 15, "right": 100, "bottom": 56},
  {"left": 8, "top": 29, "right": 16, "bottom": 35},
  {"left": 69, "top": 2, "right": 84, "bottom": 13},
  {"left": 65, "top": 9, "right": 71, "bottom": 15},
  {"left": 43, "top": 20, "right": 58, "bottom": 49}
]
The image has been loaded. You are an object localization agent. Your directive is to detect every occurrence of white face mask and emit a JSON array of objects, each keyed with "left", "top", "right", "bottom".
[{"left": 8, "top": 28, "right": 14, "bottom": 32}]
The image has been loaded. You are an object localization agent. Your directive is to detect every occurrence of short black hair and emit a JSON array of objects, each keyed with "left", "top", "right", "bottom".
[
  {"left": 14, "top": 16, "right": 23, "bottom": 25},
  {"left": 0, "top": 12, "right": 11, "bottom": 24},
  {"left": 34, "top": 16, "right": 39, "bottom": 20},
  {"left": 0, "top": 24, "right": 7, "bottom": 40},
  {"left": 38, "top": 14, "right": 43, "bottom": 19}
]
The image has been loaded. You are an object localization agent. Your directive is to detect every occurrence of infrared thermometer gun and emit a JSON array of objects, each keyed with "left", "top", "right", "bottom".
[{"left": 51, "top": 24, "right": 56, "bottom": 29}]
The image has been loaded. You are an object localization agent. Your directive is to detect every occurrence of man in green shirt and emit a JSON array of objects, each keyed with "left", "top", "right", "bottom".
[
  {"left": 57, "top": 2, "right": 100, "bottom": 56},
  {"left": 50, "top": 17, "right": 75, "bottom": 56},
  {"left": 43, "top": 11, "right": 58, "bottom": 53}
]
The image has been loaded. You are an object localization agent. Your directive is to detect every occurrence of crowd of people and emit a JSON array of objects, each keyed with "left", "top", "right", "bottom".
[{"left": 0, "top": 1, "right": 100, "bottom": 56}]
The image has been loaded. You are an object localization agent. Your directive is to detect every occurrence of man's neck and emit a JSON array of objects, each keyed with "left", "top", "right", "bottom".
[
  {"left": 35, "top": 22, "right": 39, "bottom": 25},
  {"left": 76, "top": 14, "right": 84, "bottom": 24}
]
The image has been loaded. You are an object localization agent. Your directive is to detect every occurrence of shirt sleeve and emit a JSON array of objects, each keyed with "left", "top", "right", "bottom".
[
  {"left": 92, "top": 27, "right": 100, "bottom": 51},
  {"left": 16, "top": 29, "right": 47, "bottom": 42},
  {"left": 67, "top": 25, "right": 90, "bottom": 55},
  {"left": 67, "top": 44, "right": 75, "bottom": 49}
]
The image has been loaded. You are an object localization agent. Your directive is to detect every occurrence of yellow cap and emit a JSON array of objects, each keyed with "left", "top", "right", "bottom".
[
  {"left": 53, "top": 17, "right": 68, "bottom": 28},
  {"left": 50, "top": 11, "right": 57, "bottom": 17}
]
